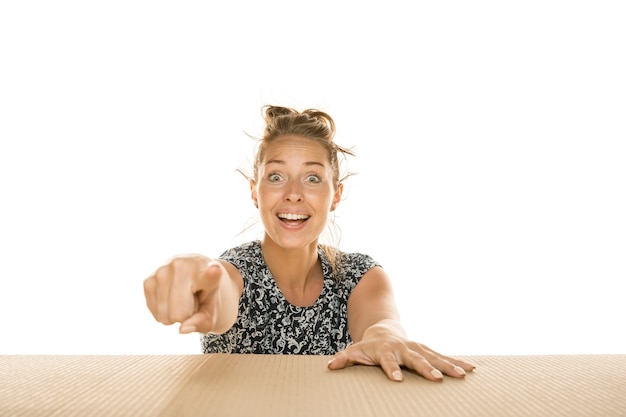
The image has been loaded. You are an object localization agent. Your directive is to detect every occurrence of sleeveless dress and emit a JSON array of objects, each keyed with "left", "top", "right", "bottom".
[{"left": 200, "top": 240, "right": 381, "bottom": 355}]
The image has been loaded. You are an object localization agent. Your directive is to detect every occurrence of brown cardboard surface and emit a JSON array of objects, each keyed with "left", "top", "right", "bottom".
[{"left": 1, "top": 354, "right": 625, "bottom": 417}]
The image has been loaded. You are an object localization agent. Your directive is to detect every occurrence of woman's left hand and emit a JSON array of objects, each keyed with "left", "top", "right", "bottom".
[{"left": 327, "top": 323, "right": 476, "bottom": 382}]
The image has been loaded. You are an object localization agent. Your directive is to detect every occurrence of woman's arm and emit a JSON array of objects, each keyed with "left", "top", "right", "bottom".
[
  {"left": 346, "top": 266, "right": 405, "bottom": 342},
  {"left": 143, "top": 256, "right": 243, "bottom": 334},
  {"left": 328, "top": 266, "right": 475, "bottom": 382}
]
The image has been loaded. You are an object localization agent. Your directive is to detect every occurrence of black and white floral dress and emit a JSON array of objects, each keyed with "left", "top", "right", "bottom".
[{"left": 200, "top": 240, "right": 381, "bottom": 355}]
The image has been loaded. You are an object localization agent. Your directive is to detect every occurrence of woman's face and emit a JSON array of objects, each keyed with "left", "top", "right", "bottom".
[{"left": 251, "top": 135, "right": 342, "bottom": 250}]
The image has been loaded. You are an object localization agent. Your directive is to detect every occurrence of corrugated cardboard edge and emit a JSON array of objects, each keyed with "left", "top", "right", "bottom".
[{"left": 2, "top": 354, "right": 625, "bottom": 417}]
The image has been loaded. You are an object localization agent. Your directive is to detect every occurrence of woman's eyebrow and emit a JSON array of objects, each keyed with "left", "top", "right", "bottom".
[
  {"left": 264, "top": 159, "right": 285, "bottom": 165},
  {"left": 265, "top": 159, "right": 326, "bottom": 168}
]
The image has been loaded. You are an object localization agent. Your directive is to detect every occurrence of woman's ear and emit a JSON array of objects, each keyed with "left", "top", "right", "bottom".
[
  {"left": 331, "top": 183, "right": 343, "bottom": 211},
  {"left": 250, "top": 179, "right": 258, "bottom": 208}
]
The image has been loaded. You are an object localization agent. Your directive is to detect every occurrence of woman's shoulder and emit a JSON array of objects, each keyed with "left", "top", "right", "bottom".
[
  {"left": 338, "top": 249, "right": 375, "bottom": 261},
  {"left": 219, "top": 240, "right": 263, "bottom": 264},
  {"left": 319, "top": 245, "right": 382, "bottom": 279},
  {"left": 340, "top": 250, "right": 381, "bottom": 271}
]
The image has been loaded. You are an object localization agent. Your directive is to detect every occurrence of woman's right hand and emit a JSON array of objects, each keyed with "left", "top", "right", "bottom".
[{"left": 143, "top": 256, "right": 241, "bottom": 334}]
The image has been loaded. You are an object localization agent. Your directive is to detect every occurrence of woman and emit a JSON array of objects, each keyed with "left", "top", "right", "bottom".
[{"left": 143, "top": 105, "right": 475, "bottom": 382}]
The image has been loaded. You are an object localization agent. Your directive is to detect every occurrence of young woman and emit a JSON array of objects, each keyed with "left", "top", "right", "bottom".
[{"left": 143, "top": 105, "right": 475, "bottom": 382}]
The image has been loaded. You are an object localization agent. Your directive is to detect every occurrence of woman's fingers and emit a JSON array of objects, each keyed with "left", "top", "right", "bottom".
[
  {"left": 377, "top": 351, "right": 408, "bottom": 382},
  {"left": 144, "top": 255, "right": 214, "bottom": 326},
  {"left": 328, "top": 339, "right": 475, "bottom": 382}
]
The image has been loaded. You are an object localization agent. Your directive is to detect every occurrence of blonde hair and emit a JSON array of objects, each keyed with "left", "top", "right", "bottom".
[{"left": 245, "top": 105, "right": 355, "bottom": 281}]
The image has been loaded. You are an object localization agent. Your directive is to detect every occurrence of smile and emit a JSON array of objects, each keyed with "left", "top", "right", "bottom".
[{"left": 277, "top": 213, "right": 310, "bottom": 222}]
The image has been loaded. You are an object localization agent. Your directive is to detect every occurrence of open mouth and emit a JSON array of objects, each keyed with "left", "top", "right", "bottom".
[{"left": 277, "top": 213, "right": 310, "bottom": 225}]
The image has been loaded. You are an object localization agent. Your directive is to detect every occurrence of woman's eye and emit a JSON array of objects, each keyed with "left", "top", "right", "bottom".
[
  {"left": 268, "top": 173, "right": 282, "bottom": 182},
  {"left": 306, "top": 175, "right": 321, "bottom": 184}
]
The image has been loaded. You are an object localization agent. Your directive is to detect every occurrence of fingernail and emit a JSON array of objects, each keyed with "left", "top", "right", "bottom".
[
  {"left": 392, "top": 370, "right": 403, "bottom": 381},
  {"left": 327, "top": 357, "right": 335, "bottom": 365},
  {"left": 454, "top": 366, "right": 466, "bottom": 375},
  {"left": 431, "top": 369, "right": 443, "bottom": 379}
]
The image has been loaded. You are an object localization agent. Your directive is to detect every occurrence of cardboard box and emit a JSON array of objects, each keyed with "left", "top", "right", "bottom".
[{"left": 1, "top": 354, "right": 625, "bottom": 416}]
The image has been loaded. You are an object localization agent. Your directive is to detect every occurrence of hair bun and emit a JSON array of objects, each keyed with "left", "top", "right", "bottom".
[{"left": 264, "top": 105, "right": 296, "bottom": 121}]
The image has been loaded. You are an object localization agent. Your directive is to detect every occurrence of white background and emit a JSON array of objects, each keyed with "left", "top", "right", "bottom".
[{"left": 1, "top": 1, "right": 624, "bottom": 356}]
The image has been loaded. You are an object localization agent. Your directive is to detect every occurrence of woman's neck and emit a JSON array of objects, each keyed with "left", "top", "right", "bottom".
[{"left": 261, "top": 236, "right": 323, "bottom": 306}]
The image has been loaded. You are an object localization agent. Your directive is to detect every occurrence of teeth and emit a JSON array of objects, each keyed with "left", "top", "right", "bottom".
[{"left": 278, "top": 213, "right": 309, "bottom": 220}]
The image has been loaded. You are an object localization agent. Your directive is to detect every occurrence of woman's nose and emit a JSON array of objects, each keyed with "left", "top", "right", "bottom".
[{"left": 285, "top": 180, "right": 303, "bottom": 202}]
